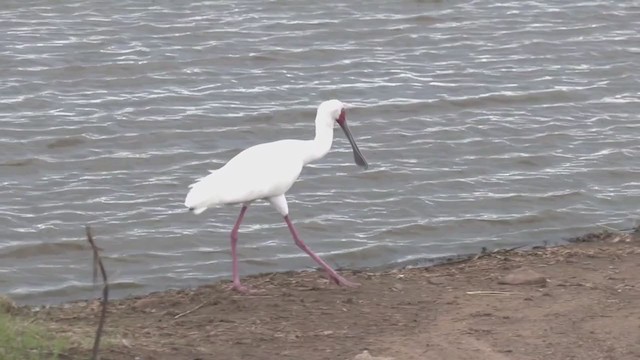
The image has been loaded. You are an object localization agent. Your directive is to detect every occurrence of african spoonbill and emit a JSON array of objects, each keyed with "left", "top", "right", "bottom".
[{"left": 184, "top": 99, "right": 368, "bottom": 292}]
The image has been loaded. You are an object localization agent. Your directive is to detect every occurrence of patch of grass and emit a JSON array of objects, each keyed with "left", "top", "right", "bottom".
[{"left": 0, "top": 311, "right": 69, "bottom": 360}]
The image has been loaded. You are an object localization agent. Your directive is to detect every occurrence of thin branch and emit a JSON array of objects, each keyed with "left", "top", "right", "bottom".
[
  {"left": 86, "top": 225, "right": 109, "bottom": 360},
  {"left": 174, "top": 301, "right": 208, "bottom": 319},
  {"left": 466, "top": 291, "right": 521, "bottom": 295}
]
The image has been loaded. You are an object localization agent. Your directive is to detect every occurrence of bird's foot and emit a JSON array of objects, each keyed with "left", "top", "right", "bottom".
[
  {"left": 229, "top": 282, "right": 263, "bottom": 294},
  {"left": 328, "top": 273, "right": 360, "bottom": 288}
]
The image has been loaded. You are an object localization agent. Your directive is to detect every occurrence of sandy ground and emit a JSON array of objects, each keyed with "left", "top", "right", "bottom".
[{"left": 11, "top": 229, "right": 640, "bottom": 360}]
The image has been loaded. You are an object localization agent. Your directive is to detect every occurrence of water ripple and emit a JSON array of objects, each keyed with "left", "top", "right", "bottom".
[{"left": 1, "top": 0, "right": 639, "bottom": 304}]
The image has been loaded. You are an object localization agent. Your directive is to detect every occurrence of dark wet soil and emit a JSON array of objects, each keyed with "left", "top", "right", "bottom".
[{"left": 14, "top": 229, "right": 640, "bottom": 360}]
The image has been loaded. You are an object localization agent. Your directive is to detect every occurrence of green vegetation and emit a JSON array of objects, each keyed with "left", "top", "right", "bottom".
[{"left": 0, "top": 308, "right": 68, "bottom": 360}]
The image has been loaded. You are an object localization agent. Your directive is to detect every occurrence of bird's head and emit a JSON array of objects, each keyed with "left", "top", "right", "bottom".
[
  {"left": 317, "top": 99, "right": 347, "bottom": 126},
  {"left": 316, "top": 99, "right": 369, "bottom": 170}
]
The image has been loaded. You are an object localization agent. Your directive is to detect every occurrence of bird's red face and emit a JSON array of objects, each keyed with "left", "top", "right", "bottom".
[
  {"left": 337, "top": 108, "right": 346, "bottom": 126},
  {"left": 335, "top": 107, "right": 368, "bottom": 170}
]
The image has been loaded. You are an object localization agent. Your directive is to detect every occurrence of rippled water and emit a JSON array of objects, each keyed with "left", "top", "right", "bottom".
[{"left": 1, "top": 0, "right": 639, "bottom": 304}]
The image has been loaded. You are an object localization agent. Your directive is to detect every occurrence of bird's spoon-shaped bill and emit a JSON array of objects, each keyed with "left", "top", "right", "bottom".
[{"left": 338, "top": 121, "right": 368, "bottom": 170}]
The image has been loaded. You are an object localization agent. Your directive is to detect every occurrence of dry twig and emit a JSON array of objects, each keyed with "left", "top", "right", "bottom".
[
  {"left": 86, "top": 225, "right": 109, "bottom": 360},
  {"left": 466, "top": 291, "right": 521, "bottom": 295},
  {"left": 174, "top": 301, "right": 208, "bottom": 319}
]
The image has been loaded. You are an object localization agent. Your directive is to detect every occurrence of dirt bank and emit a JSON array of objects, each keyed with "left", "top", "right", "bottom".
[{"left": 15, "top": 229, "right": 640, "bottom": 360}]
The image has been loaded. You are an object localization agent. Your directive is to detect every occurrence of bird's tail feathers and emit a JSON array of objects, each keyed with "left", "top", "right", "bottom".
[
  {"left": 188, "top": 206, "right": 207, "bottom": 215},
  {"left": 184, "top": 173, "right": 220, "bottom": 214}
]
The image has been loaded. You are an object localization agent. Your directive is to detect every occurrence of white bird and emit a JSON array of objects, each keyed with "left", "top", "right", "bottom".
[{"left": 185, "top": 99, "right": 368, "bottom": 292}]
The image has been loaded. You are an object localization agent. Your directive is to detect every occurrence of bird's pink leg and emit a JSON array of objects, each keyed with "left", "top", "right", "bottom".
[
  {"left": 230, "top": 205, "right": 249, "bottom": 293},
  {"left": 284, "top": 215, "right": 359, "bottom": 287}
]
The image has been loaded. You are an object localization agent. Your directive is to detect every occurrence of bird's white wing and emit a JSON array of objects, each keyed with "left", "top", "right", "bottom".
[{"left": 184, "top": 140, "right": 306, "bottom": 213}]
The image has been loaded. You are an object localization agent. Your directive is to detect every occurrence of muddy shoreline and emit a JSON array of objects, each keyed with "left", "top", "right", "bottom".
[{"left": 7, "top": 228, "right": 640, "bottom": 360}]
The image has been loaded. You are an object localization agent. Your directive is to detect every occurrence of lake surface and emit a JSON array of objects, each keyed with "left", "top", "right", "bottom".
[{"left": 1, "top": 0, "right": 639, "bottom": 305}]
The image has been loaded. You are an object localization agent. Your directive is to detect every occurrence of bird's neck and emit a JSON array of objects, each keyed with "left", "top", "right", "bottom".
[{"left": 302, "top": 114, "right": 334, "bottom": 165}]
